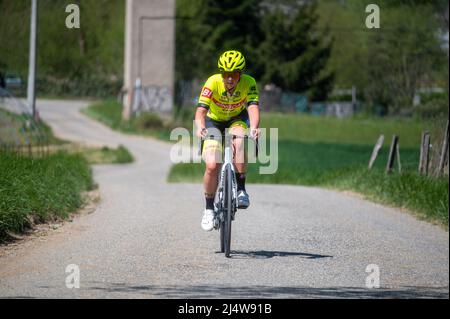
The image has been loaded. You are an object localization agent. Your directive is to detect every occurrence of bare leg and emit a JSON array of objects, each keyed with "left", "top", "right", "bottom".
[
  {"left": 230, "top": 125, "right": 247, "bottom": 173},
  {"left": 203, "top": 143, "right": 222, "bottom": 197}
]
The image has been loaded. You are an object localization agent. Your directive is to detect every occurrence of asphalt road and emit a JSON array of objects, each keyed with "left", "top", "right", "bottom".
[{"left": 0, "top": 100, "right": 448, "bottom": 299}]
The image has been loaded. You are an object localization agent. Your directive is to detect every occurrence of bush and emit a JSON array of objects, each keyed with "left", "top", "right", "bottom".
[
  {"left": 36, "top": 76, "right": 122, "bottom": 99},
  {"left": 420, "top": 91, "right": 448, "bottom": 104},
  {"left": 413, "top": 97, "right": 449, "bottom": 120},
  {"left": 134, "top": 112, "right": 164, "bottom": 130}
]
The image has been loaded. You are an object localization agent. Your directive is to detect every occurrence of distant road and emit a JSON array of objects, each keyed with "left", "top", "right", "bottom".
[{"left": 0, "top": 99, "right": 448, "bottom": 298}]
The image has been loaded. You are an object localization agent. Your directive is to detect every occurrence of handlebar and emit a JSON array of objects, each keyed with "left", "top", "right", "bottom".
[{"left": 198, "top": 131, "right": 258, "bottom": 158}]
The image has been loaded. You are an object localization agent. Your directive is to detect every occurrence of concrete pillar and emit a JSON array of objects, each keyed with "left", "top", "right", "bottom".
[{"left": 123, "top": 0, "right": 175, "bottom": 120}]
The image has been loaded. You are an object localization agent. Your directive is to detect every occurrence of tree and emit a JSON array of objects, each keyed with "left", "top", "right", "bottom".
[
  {"left": 364, "top": 3, "right": 446, "bottom": 114},
  {"left": 316, "top": 0, "right": 370, "bottom": 92},
  {"left": 175, "top": 0, "right": 334, "bottom": 101},
  {"left": 176, "top": 0, "right": 264, "bottom": 80},
  {"left": 258, "top": 2, "right": 334, "bottom": 100},
  {"left": 0, "top": 0, "right": 125, "bottom": 97},
  {"left": 175, "top": 0, "right": 204, "bottom": 81}
]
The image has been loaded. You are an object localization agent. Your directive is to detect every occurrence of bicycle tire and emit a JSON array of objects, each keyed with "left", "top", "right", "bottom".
[
  {"left": 224, "top": 164, "right": 233, "bottom": 258},
  {"left": 219, "top": 171, "right": 226, "bottom": 253},
  {"left": 219, "top": 199, "right": 225, "bottom": 253}
]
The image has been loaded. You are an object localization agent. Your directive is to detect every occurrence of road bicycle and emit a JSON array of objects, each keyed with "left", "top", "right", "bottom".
[{"left": 200, "top": 131, "right": 257, "bottom": 258}]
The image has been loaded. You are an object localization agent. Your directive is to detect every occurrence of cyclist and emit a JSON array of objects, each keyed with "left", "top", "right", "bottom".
[{"left": 195, "top": 50, "right": 260, "bottom": 231}]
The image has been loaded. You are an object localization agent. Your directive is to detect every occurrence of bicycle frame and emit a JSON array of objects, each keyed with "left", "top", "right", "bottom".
[
  {"left": 199, "top": 130, "right": 255, "bottom": 257},
  {"left": 216, "top": 133, "right": 237, "bottom": 257},
  {"left": 216, "top": 133, "right": 238, "bottom": 220}
]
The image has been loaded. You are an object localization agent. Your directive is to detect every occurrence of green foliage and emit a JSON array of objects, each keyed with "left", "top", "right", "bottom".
[
  {"left": 0, "top": 0, "right": 125, "bottom": 98},
  {"left": 0, "top": 108, "right": 65, "bottom": 147},
  {"left": 168, "top": 140, "right": 449, "bottom": 226},
  {"left": 176, "top": 0, "right": 334, "bottom": 99},
  {"left": 316, "top": 1, "right": 369, "bottom": 90},
  {"left": 134, "top": 112, "right": 164, "bottom": 130},
  {"left": 81, "top": 100, "right": 175, "bottom": 140},
  {"left": 176, "top": 0, "right": 263, "bottom": 80},
  {"left": 114, "top": 145, "right": 134, "bottom": 164},
  {"left": 175, "top": 0, "right": 204, "bottom": 81},
  {"left": 413, "top": 97, "right": 449, "bottom": 120},
  {"left": 81, "top": 100, "right": 127, "bottom": 130},
  {"left": 0, "top": 151, "right": 94, "bottom": 240},
  {"left": 259, "top": 2, "right": 334, "bottom": 100},
  {"left": 2, "top": 0, "right": 446, "bottom": 108},
  {"left": 329, "top": 168, "right": 449, "bottom": 226},
  {"left": 317, "top": 0, "right": 448, "bottom": 115},
  {"left": 80, "top": 144, "right": 134, "bottom": 164},
  {"left": 364, "top": 4, "right": 445, "bottom": 114},
  {"left": 260, "top": 112, "right": 428, "bottom": 147}
]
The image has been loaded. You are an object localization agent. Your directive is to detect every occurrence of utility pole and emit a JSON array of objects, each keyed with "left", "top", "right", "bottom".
[{"left": 27, "top": 0, "right": 38, "bottom": 120}]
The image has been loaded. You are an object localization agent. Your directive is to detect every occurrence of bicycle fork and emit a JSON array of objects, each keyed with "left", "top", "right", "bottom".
[{"left": 214, "top": 163, "right": 237, "bottom": 229}]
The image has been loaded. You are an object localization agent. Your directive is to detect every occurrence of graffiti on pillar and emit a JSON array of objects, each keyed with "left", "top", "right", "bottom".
[{"left": 132, "top": 83, "right": 172, "bottom": 115}]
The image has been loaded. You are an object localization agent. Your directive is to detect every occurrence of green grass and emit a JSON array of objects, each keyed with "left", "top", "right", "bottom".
[
  {"left": 0, "top": 106, "right": 134, "bottom": 242},
  {"left": 0, "top": 108, "right": 67, "bottom": 146},
  {"left": 168, "top": 112, "right": 448, "bottom": 227},
  {"left": 81, "top": 100, "right": 178, "bottom": 141},
  {"left": 168, "top": 142, "right": 448, "bottom": 226},
  {"left": 328, "top": 168, "right": 449, "bottom": 226},
  {"left": 260, "top": 112, "right": 429, "bottom": 148},
  {"left": 168, "top": 141, "right": 420, "bottom": 183},
  {"left": 78, "top": 145, "right": 134, "bottom": 164},
  {"left": 0, "top": 151, "right": 95, "bottom": 240},
  {"left": 1, "top": 107, "right": 134, "bottom": 165},
  {"left": 81, "top": 101, "right": 448, "bottom": 226}
]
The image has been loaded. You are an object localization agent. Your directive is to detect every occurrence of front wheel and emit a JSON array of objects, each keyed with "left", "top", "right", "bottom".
[
  {"left": 219, "top": 205, "right": 225, "bottom": 253},
  {"left": 224, "top": 165, "right": 233, "bottom": 258}
]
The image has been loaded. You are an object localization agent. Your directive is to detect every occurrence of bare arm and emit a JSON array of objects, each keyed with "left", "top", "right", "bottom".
[
  {"left": 195, "top": 107, "right": 208, "bottom": 138},
  {"left": 247, "top": 104, "right": 260, "bottom": 138}
]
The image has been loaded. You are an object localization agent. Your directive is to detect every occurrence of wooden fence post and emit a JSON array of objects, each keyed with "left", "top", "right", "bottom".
[
  {"left": 369, "top": 135, "right": 384, "bottom": 170},
  {"left": 437, "top": 120, "right": 449, "bottom": 176},
  {"left": 419, "top": 131, "right": 431, "bottom": 175},
  {"left": 386, "top": 135, "right": 399, "bottom": 173},
  {"left": 396, "top": 142, "right": 402, "bottom": 173}
]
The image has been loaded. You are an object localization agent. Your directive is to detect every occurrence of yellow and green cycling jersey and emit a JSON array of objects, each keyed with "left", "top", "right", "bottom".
[{"left": 197, "top": 74, "right": 259, "bottom": 122}]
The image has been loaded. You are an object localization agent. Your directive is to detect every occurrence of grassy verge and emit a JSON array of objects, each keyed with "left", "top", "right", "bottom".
[
  {"left": 0, "top": 108, "right": 66, "bottom": 146},
  {"left": 80, "top": 100, "right": 448, "bottom": 226},
  {"left": 0, "top": 151, "right": 95, "bottom": 241},
  {"left": 168, "top": 149, "right": 448, "bottom": 227},
  {"left": 81, "top": 100, "right": 188, "bottom": 141},
  {"left": 327, "top": 168, "right": 449, "bottom": 227},
  {"left": 0, "top": 107, "right": 133, "bottom": 242},
  {"left": 78, "top": 145, "right": 134, "bottom": 164},
  {"left": 0, "top": 105, "right": 134, "bottom": 165},
  {"left": 168, "top": 113, "right": 448, "bottom": 227},
  {"left": 48, "top": 144, "right": 134, "bottom": 165}
]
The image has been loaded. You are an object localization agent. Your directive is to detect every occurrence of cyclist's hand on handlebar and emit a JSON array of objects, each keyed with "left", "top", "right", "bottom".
[
  {"left": 197, "top": 127, "right": 207, "bottom": 139},
  {"left": 250, "top": 127, "right": 260, "bottom": 140}
]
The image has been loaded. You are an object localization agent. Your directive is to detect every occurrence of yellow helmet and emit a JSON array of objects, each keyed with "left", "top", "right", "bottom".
[{"left": 218, "top": 50, "right": 246, "bottom": 72}]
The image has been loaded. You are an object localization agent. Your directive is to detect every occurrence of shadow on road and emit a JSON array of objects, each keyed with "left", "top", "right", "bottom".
[
  {"left": 221, "top": 250, "right": 333, "bottom": 259},
  {"left": 81, "top": 283, "right": 448, "bottom": 299}
]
